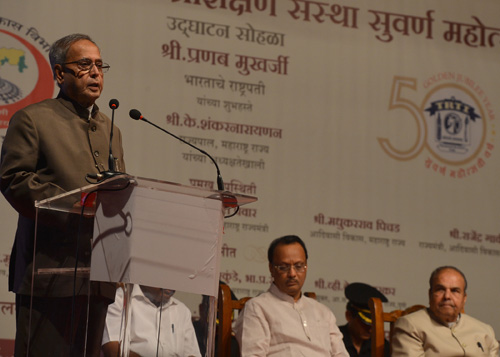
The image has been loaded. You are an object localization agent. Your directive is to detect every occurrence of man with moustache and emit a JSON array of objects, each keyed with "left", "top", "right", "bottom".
[
  {"left": 234, "top": 235, "right": 348, "bottom": 356},
  {"left": 0, "top": 33, "right": 125, "bottom": 355},
  {"left": 392, "top": 266, "right": 498, "bottom": 356}
]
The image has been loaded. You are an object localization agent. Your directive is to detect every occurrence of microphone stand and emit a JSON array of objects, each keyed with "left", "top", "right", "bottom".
[
  {"left": 86, "top": 99, "right": 127, "bottom": 183},
  {"left": 129, "top": 109, "right": 243, "bottom": 218},
  {"left": 129, "top": 110, "right": 224, "bottom": 191}
]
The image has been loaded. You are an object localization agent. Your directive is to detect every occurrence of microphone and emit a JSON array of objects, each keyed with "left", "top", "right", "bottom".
[
  {"left": 110, "top": 99, "right": 119, "bottom": 109},
  {"left": 86, "top": 99, "right": 125, "bottom": 183},
  {"left": 129, "top": 109, "right": 225, "bottom": 191},
  {"left": 108, "top": 99, "right": 119, "bottom": 171}
]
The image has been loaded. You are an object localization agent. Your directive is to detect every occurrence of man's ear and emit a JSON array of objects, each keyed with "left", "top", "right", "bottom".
[
  {"left": 54, "top": 64, "right": 64, "bottom": 85},
  {"left": 345, "top": 310, "right": 352, "bottom": 322}
]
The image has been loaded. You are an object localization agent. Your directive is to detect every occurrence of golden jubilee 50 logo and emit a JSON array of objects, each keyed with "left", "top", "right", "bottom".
[{"left": 378, "top": 75, "right": 495, "bottom": 178}]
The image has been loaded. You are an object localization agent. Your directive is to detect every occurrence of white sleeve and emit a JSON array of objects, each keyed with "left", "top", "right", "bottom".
[
  {"left": 181, "top": 306, "right": 202, "bottom": 357},
  {"left": 235, "top": 300, "right": 270, "bottom": 356},
  {"left": 102, "top": 287, "right": 125, "bottom": 345}
]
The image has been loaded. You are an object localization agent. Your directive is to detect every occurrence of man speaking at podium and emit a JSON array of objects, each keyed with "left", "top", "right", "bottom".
[{"left": 0, "top": 33, "right": 125, "bottom": 355}]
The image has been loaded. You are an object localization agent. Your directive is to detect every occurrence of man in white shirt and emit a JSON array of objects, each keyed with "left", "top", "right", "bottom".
[
  {"left": 102, "top": 285, "right": 201, "bottom": 357},
  {"left": 234, "top": 235, "right": 348, "bottom": 357}
]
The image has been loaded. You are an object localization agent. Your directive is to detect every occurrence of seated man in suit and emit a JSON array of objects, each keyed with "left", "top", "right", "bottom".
[
  {"left": 234, "top": 235, "right": 348, "bottom": 356},
  {"left": 339, "top": 282, "right": 390, "bottom": 357},
  {"left": 392, "top": 266, "right": 499, "bottom": 356}
]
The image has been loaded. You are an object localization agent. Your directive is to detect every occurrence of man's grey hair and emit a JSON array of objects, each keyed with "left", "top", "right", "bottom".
[
  {"left": 49, "top": 33, "right": 97, "bottom": 79},
  {"left": 429, "top": 265, "right": 468, "bottom": 292}
]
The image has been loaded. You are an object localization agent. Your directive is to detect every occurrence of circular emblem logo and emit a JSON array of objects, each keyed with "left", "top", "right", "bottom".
[
  {"left": 0, "top": 28, "right": 54, "bottom": 129},
  {"left": 423, "top": 83, "right": 485, "bottom": 166}
]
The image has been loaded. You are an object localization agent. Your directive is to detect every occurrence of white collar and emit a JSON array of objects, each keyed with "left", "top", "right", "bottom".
[
  {"left": 448, "top": 313, "right": 461, "bottom": 328},
  {"left": 87, "top": 105, "right": 94, "bottom": 121}
]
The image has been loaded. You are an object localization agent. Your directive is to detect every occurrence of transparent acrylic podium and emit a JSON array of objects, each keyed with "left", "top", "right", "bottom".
[{"left": 32, "top": 174, "right": 256, "bottom": 356}]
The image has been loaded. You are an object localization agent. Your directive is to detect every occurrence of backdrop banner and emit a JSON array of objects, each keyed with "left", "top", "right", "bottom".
[{"left": 1, "top": 0, "right": 499, "bottom": 349}]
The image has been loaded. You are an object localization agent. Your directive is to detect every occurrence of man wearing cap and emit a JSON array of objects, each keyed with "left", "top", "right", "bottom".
[
  {"left": 392, "top": 266, "right": 498, "bottom": 356},
  {"left": 339, "top": 282, "right": 390, "bottom": 357},
  {"left": 234, "top": 235, "right": 348, "bottom": 356}
]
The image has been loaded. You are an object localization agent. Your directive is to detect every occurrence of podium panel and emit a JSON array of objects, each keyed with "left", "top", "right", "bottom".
[
  {"left": 91, "top": 178, "right": 224, "bottom": 297},
  {"left": 30, "top": 175, "right": 256, "bottom": 356}
]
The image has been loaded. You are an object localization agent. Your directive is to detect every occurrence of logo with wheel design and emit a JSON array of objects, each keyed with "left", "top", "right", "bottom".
[{"left": 378, "top": 75, "right": 495, "bottom": 178}]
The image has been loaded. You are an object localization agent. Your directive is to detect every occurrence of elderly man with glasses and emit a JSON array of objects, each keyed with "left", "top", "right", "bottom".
[
  {"left": 234, "top": 235, "right": 348, "bottom": 357},
  {"left": 391, "top": 266, "right": 498, "bottom": 357},
  {"left": 0, "top": 33, "right": 125, "bottom": 355}
]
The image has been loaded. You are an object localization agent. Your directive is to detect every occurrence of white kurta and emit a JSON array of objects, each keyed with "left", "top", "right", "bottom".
[
  {"left": 102, "top": 285, "right": 201, "bottom": 357},
  {"left": 234, "top": 283, "right": 348, "bottom": 357}
]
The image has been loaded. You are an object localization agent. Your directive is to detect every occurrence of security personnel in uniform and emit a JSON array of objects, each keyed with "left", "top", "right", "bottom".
[{"left": 338, "top": 282, "right": 390, "bottom": 357}]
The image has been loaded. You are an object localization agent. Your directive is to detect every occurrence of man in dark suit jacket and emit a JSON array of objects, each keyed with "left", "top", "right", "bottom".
[{"left": 0, "top": 33, "right": 125, "bottom": 356}]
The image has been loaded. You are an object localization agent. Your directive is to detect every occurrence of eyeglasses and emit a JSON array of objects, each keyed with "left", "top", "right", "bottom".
[
  {"left": 273, "top": 263, "right": 307, "bottom": 273},
  {"left": 63, "top": 58, "right": 110, "bottom": 73}
]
